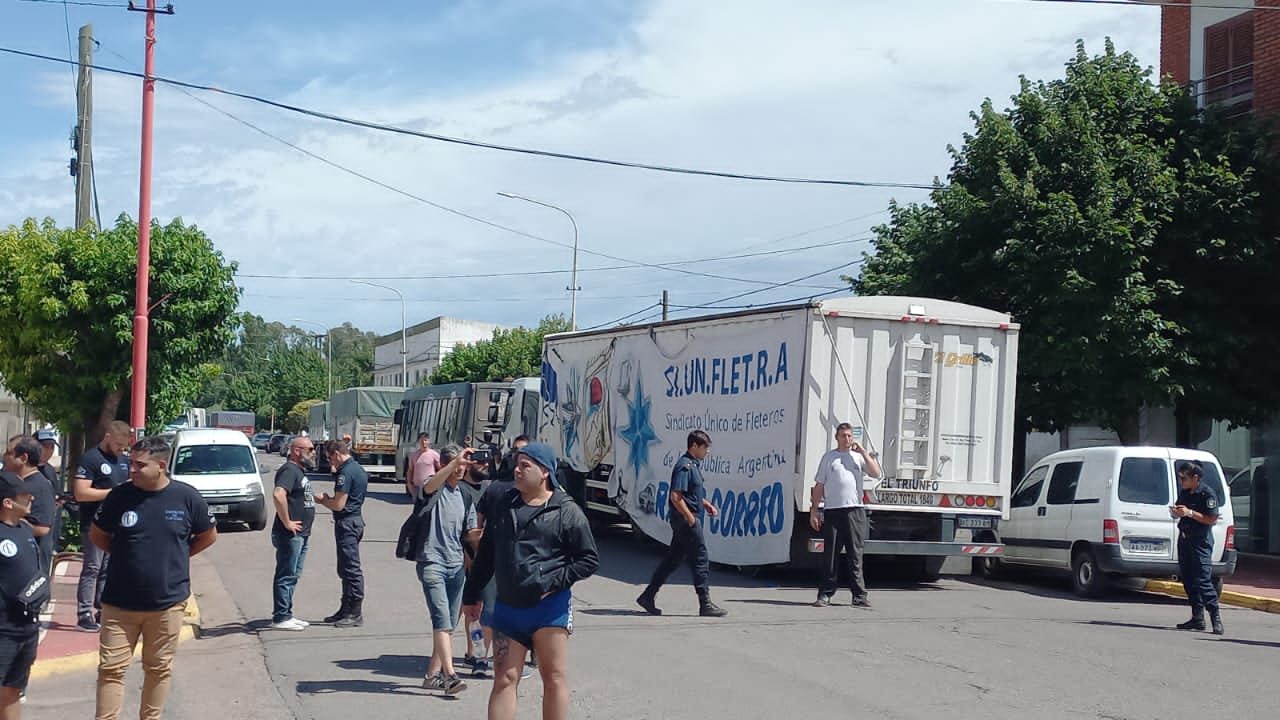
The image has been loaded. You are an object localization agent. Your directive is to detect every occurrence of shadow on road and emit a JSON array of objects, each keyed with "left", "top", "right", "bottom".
[
  {"left": 366, "top": 488, "right": 413, "bottom": 507},
  {"left": 578, "top": 607, "right": 652, "bottom": 617},
  {"left": 1077, "top": 620, "right": 1174, "bottom": 632},
  {"left": 1203, "top": 637, "right": 1280, "bottom": 649},
  {"left": 334, "top": 654, "right": 425, "bottom": 679},
  {"left": 296, "top": 679, "right": 435, "bottom": 697},
  {"left": 955, "top": 576, "right": 1185, "bottom": 607},
  {"left": 198, "top": 619, "right": 271, "bottom": 638}
]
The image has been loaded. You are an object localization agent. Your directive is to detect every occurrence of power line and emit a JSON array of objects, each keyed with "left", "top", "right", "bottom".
[
  {"left": 16, "top": 0, "right": 129, "bottom": 7},
  {"left": 581, "top": 303, "right": 662, "bottom": 331},
  {"left": 1014, "top": 0, "right": 1279, "bottom": 12},
  {"left": 0, "top": 45, "right": 937, "bottom": 190},
  {"left": 671, "top": 258, "right": 863, "bottom": 315},
  {"left": 58, "top": 2, "right": 75, "bottom": 86}
]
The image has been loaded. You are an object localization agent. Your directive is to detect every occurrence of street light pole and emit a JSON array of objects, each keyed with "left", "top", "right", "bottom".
[
  {"left": 497, "top": 191, "right": 580, "bottom": 331},
  {"left": 351, "top": 280, "right": 407, "bottom": 386},
  {"left": 293, "top": 319, "right": 332, "bottom": 398}
]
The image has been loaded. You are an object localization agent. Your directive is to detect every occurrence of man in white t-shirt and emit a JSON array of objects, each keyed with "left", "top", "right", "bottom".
[
  {"left": 406, "top": 433, "right": 442, "bottom": 500},
  {"left": 810, "top": 422, "right": 881, "bottom": 608}
]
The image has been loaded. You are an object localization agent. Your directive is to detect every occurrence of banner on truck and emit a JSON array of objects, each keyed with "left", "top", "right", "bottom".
[{"left": 543, "top": 316, "right": 805, "bottom": 565}]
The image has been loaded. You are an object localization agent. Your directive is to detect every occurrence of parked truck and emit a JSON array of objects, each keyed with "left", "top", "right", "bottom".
[
  {"left": 323, "top": 387, "right": 405, "bottom": 479},
  {"left": 538, "top": 296, "right": 1019, "bottom": 578},
  {"left": 208, "top": 410, "right": 255, "bottom": 436},
  {"left": 393, "top": 378, "right": 541, "bottom": 484}
]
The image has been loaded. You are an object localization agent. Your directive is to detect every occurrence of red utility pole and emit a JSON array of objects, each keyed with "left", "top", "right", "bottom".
[{"left": 128, "top": 1, "right": 173, "bottom": 439}]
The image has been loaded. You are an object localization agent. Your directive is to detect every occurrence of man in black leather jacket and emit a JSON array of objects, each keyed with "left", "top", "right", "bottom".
[{"left": 462, "top": 442, "right": 598, "bottom": 720}]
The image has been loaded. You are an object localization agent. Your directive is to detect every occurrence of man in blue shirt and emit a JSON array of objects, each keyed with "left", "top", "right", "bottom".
[
  {"left": 637, "top": 431, "right": 727, "bottom": 618},
  {"left": 317, "top": 439, "right": 368, "bottom": 628}
]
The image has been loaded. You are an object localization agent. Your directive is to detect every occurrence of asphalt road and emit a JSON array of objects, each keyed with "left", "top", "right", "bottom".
[{"left": 28, "top": 452, "right": 1280, "bottom": 720}]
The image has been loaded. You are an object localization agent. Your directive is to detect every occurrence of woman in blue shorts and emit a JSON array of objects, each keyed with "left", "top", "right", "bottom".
[{"left": 462, "top": 442, "right": 599, "bottom": 720}]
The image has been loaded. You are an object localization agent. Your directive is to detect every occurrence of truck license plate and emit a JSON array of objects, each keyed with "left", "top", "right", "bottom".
[
  {"left": 957, "top": 516, "right": 996, "bottom": 530},
  {"left": 210, "top": 505, "right": 229, "bottom": 515}
]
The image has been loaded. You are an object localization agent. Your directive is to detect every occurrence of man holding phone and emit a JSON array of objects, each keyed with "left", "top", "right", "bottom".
[
  {"left": 1170, "top": 461, "right": 1224, "bottom": 635},
  {"left": 810, "top": 423, "right": 881, "bottom": 608}
]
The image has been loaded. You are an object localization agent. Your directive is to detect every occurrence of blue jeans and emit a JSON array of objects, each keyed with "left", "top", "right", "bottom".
[
  {"left": 272, "top": 530, "right": 309, "bottom": 623},
  {"left": 417, "top": 562, "right": 465, "bottom": 632}
]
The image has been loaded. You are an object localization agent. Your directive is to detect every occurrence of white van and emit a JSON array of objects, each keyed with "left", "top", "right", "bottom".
[
  {"left": 169, "top": 428, "right": 268, "bottom": 531},
  {"left": 980, "top": 446, "right": 1237, "bottom": 597}
]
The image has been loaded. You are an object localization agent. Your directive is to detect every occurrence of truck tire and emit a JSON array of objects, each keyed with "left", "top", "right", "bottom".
[
  {"left": 913, "top": 556, "right": 945, "bottom": 583},
  {"left": 973, "top": 556, "right": 1006, "bottom": 580},
  {"left": 1071, "top": 547, "right": 1108, "bottom": 598}
]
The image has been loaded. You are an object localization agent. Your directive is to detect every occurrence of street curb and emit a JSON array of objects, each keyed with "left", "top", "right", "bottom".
[
  {"left": 30, "top": 595, "right": 203, "bottom": 680},
  {"left": 1143, "top": 579, "right": 1280, "bottom": 614}
]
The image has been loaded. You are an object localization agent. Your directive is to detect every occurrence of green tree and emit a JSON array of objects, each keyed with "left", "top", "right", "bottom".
[
  {"left": 851, "top": 40, "right": 1280, "bottom": 445},
  {"left": 0, "top": 216, "right": 239, "bottom": 443},
  {"left": 286, "top": 398, "right": 323, "bottom": 433},
  {"left": 430, "top": 315, "right": 571, "bottom": 384}
]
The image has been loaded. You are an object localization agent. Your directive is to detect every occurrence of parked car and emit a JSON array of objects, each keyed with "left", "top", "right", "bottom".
[
  {"left": 266, "top": 433, "right": 288, "bottom": 454},
  {"left": 978, "top": 446, "right": 1236, "bottom": 597},
  {"left": 278, "top": 434, "right": 296, "bottom": 457},
  {"left": 168, "top": 428, "right": 268, "bottom": 531},
  {"left": 251, "top": 431, "right": 272, "bottom": 450}
]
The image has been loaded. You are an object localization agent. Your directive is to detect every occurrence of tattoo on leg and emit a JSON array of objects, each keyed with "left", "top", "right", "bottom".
[{"left": 493, "top": 633, "right": 510, "bottom": 663}]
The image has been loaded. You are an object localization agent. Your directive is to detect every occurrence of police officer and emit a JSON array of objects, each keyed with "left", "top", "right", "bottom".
[
  {"left": 635, "top": 430, "right": 728, "bottom": 618},
  {"left": 1171, "top": 461, "right": 1224, "bottom": 635},
  {"left": 317, "top": 439, "right": 368, "bottom": 627}
]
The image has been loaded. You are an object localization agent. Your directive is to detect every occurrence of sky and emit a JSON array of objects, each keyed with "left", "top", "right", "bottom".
[{"left": 0, "top": 0, "right": 1161, "bottom": 336}]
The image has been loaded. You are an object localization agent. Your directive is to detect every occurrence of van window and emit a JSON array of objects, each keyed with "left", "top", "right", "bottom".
[
  {"left": 1046, "top": 461, "right": 1083, "bottom": 505},
  {"left": 1011, "top": 466, "right": 1049, "bottom": 508},
  {"left": 1230, "top": 469, "right": 1252, "bottom": 497},
  {"left": 1118, "top": 458, "right": 1170, "bottom": 505},
  {"left": 173, "top": 444, "right": 256, "bottom": 475}
]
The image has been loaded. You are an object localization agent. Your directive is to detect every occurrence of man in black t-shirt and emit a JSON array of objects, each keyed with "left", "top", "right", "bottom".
[
  {"left": 0, "top": 472, "right": 40, "bottom": 717},
  {"left": 2, "top": 436, "right": 54, "bottom": 576},
  {"left": 91, "top": 436, "right": 216, "bottom": 720},
  {"left": 33, "top": 429, "right": 59, "bottom": 489},
  {"left": 317, "top": 439, "right": 368, "bottom": 627},
  {"left": 73, "top": 420, "right": 131, "bottom": 632},
  {"left": 270, "top": 437, "right": 317, "bottom": 631}
]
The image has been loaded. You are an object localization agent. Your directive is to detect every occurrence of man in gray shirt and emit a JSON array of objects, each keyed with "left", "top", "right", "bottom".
[{"left": 416, "top": 445, "right": 478, "bottom": 695}]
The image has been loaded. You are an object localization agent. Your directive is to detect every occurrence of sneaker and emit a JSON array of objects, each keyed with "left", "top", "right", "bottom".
[
  {"left": 270, "top": 618, "right": 307, "bottom": 631},
  {"left": 463, "top": 654, "right": 477, "bottom": 669},
  {"left": 443, "top": 675, "right": 467, "bottom": 695},
  {"left": 422, "top": 673, "right": 446, "bottom": 691},
  {"left": 851, "top": 596, "right": 872, "bottom": 609},
  {"left": 295, "top": 619, "right": 310, "bottom": 628},
  {"left": 77, "top": 615, "right": 101, "bottom": 632},
  {"left": 812, "top": 595, "right": 832, "bottom": 607},
  {"left": 472, "top": 658, "right": 492, "bottom": 677}
]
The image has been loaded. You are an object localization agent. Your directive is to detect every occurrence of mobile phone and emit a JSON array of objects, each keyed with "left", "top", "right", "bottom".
[{"left": 470, "top": 449, "right": 492, "bottom": 464}]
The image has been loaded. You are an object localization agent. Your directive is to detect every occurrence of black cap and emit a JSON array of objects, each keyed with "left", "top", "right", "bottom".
[{"left": 0, "top": 471, "right": 31, "bottom": 500}]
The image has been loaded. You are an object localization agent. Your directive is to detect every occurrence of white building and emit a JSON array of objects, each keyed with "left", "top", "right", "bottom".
[{"left": 372, "top": 316, "right": 510, "bottom": 387}]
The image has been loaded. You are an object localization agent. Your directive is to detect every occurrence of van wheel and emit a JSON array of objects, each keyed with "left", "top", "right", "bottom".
[
  {"left": 973, "top": 556, "right": 1006, "bottom": 580},
  {"left": 1071, "top": 548, "right": 1108, "bottom": 598}
]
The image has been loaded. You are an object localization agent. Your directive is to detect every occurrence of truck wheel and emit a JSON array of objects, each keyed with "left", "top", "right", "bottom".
[
  {"left": 913, "top": 556, "right": 944, "bottom": 583},
  {"left": 1071, "top": 548, "right": 1108, "bottom": 598},
  {"left": 973, "top": 556, "right": 1006, "bottom": 580}
]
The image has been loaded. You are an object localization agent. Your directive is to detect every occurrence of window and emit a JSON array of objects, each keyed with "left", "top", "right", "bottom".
[
  {"left": 1011, "top": 466, "right": 1049, "bottom": 508},
  {"left": 1174, "top": 457, "right": 1226, "bottom": 505},
  {"left": 173, "top": 444, "right": 256, "bottom": 475},
  {"left": 1203, "top": 13, "right": 1254, "bottom": 107},
  {"left": 1230, "top": 468, "right": 1252, "bottom": 498},
  {"left": 1046, "top": 461, "right": 1084, "bottom": 505},
  {"left": 1118, "top": 458, "right": 1170, "bottom": 505}
]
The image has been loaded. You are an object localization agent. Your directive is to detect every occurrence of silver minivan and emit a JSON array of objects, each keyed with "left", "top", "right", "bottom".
[{"left": 979, "top": 446, "right": 1237, "bottom": 597}]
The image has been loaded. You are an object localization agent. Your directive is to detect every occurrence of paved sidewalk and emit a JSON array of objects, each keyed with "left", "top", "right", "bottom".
[
  {"left": 31, "top": 555, "right": 202, "bottom": 680},
  {"left": 1145, "top": 552, "right": 1280, "bottom": 614}
]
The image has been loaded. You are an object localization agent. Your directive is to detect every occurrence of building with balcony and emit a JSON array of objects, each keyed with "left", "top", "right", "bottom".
[
  {"left": 1160, "top": 0, "right": 1280, "bottom": 117},
  {"left": 371, "top": 316, "right": 510, "bottom": 388}
]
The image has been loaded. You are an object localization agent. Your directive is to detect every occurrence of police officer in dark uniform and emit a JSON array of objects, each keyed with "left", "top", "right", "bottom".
[
  {"left": 317, "top": 439, "right": 368, "bottom": 627},
  {"left": 1171, "top": 461, "right": 1224, "bottom": 635},
  {"left": 636, "top": 430, "right": 728, "bottom": 618}
]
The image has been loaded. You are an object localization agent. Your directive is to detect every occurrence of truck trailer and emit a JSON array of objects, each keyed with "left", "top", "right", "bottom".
[{"left": 538, "top": 296, "right": 1019, "bottom": 577}]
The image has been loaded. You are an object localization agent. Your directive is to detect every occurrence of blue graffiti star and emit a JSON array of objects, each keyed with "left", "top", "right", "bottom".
[{"left": 619, "top": 375, "right": 658, "bottom": 478}]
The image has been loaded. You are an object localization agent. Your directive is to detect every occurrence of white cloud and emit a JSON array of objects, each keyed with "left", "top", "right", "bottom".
[{"left": 1, "top": 0, "right": 1160, "bottom": 334}]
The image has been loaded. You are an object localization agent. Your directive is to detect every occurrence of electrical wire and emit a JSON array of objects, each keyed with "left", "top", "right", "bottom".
[
  {"left": 59, "top": 1, "right": 75, "bottom": 86},
  {"left": 0, "top": 45, "right": 937, "bottom": 190},
  {"left": 580, "top": 302, "right": 662, "bottom": 331},
  {"left": 671, "top": 258, "right": 864, "bottom": 314},
  {"left": 1014, "top": 0, "right": 1278, "bottom": 12},
  {"left": 16, "top": 0, "right": 129, "bottom": 7}
]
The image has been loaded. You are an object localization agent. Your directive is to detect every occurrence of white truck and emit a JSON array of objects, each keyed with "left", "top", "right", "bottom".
[{"left": 539, "top": 296, "right": 1019, "bottom": 578}]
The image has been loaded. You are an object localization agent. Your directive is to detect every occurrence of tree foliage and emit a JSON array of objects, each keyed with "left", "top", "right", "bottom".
[
  {"left": 851, "top": 40, "right": 1280, "bottom": 443},
  {"left": 286, "top": 398, "right": 323, "bottom": 433},
  {"left": 195, "top": 314, "right": 377, "bottom": 429},
  {"left": 430, "top": 315, "right": 572, "bottom": 384},
  {"left": 0, "top": 216, "right": 239, "bottom": 441}
]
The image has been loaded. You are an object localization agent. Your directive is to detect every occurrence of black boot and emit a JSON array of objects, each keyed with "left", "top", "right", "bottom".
[
  {"left": 636, "top": 587, "right": 662, "bottom": 616},
  {"left": 1176, "top": 607, "right": 1205, "bottom": 631},
  {"left": 335, "top": 599, "right": 363, "bottom": 628},
  {"left": 697, "top": 590, "right": 727, "bottom": 618},
  {"left": 1209, "top": 609, "right": 1224, "bottom": 636},
  {"left": 323, "top": 598, "right": 350, "bottom": 624}
]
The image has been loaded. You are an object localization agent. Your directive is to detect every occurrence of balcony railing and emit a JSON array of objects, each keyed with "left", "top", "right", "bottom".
[{"left": 1188, "top": 63, "right": 1254, "bottom": 115}]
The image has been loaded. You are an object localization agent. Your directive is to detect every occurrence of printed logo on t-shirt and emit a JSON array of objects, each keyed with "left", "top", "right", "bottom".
[
  {"left": 0, "top": 539, "right": 17, "bottom": 558},
  {"left": 100, "top": 462, "right": 113, "bottom": 475},
  {"left": 121, "top": 511, "right": 139, "bottom": 528},
  {"left": 165, "top": 509, "right": 186, "bottom": 522}
]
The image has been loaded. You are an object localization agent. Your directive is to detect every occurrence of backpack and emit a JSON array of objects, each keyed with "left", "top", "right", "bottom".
[{"left": 394, "top": 486, "right": 474, "bottom": 561}]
